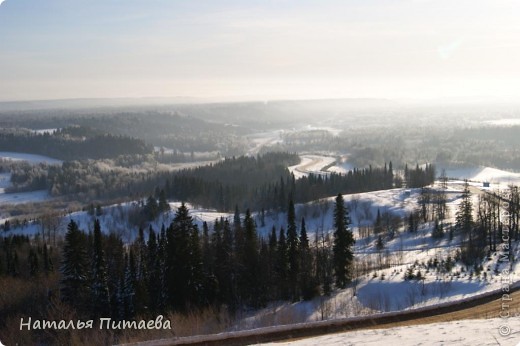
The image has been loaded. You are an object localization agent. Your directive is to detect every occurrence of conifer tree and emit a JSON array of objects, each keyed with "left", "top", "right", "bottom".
[
  {"left": 166, "top": 203, "right": 203, "bottom": 311},
  {"left": 90, "top": 219, "right": 110, "bottom": 317},
  {"left": 147, "top": 226, "right": 159, "bottom": 312},
  {"left": 60, "top": 220, "right": 90, "bottom": 310},
  {"left": 241, "top": 209, "right": 261, "bottom": 307},
  {"left": 333, "top": 193, "right": 355, "bottom": 288},
  {"left": 286, "top": 199, "right": 300, "bottom": 300},
  {"left": 158, "top": 189, "right": 171, "bottom": 213},
  {"left": 277, "top": 226, "right": 289, "bottom": 300},
  {"left": 28, "top": 248, "right": 39, "bottom": 277},
  {"left": 299, "top": 217, "right": 315, "bottom": 300},
  {"left": 121, "top": 251, "right": 136, "bottom": 319}
]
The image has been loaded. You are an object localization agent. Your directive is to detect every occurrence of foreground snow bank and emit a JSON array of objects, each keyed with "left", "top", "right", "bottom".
[{"left": 262, "top": 318, "right": 518, "bottom": 346}]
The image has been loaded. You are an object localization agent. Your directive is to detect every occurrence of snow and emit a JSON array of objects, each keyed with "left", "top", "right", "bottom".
[
  {"left": 261, "top": 318, "right": 519, "bottom": 346},
  {"left": 2, "top": 176, "right": 520, "bottom": 332},
  {"left": 484, "top": 118, "right": 520, "bottom": 126},
  {"left": 444, "top": 166, "right": 520, "bottom": 186},
  {"left": 0, "top": 189, "right": 50, "bottom": 205},
  {"left": 288, "top": 155, "right": 337, "bottom": 179},
  {"left": 0, "top": 151, "right": 62, "bottom": 165},
  {"left": 0, "top": 152, "right": 60, "bottom": 205},
  {"left": 31, "top": 128, "right": 58, "bottom": 135},
  {"left": 326, "top": 156, "right": 354, "bottom": 175}
]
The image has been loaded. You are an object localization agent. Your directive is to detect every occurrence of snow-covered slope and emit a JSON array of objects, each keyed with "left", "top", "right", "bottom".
[
  {"left": 261, "top": 318, "right": 518, "bottom": 346},
  {"left": 3, "top": 170, "right": 520, "bottom": 333},
  {"left": 444, "top": 166, "right": 520, "bottom": 186}
]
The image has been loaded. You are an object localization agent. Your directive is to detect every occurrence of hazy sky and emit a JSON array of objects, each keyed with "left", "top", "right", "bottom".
[{"left": 1, "top": 0, "right": 520, "bottom": 101}]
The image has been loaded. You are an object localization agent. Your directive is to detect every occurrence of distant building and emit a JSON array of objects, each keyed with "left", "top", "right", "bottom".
[{"left": 483, "top": 182, "right": 490, "bottom": 188}]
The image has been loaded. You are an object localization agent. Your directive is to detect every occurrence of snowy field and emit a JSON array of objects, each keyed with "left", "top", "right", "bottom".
[
  {"left": 0, "top": 151, "right": 62, "bottom": 165},
  {"left": 262, "top": 318, "right": 519, "bottom": 346},
  {"left": 444, "top": 166, "right": 520, "bottom": 186},
  {"left": 0, "top": 152, "right": 61, "bottom": 206}
]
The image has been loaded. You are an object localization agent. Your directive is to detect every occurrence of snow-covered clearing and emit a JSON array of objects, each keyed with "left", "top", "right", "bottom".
[
  {"left": 444, "top": 166, "right": 520, "bottom": 186},
  {"left": 0, "top": 151, "right": 62, "bottom": 165},
  {"left": 261, "top": 318, "right": 518, "bottom": 346},
  {"left": 0, "top": 152, "right": 61, "bottom": 206}
]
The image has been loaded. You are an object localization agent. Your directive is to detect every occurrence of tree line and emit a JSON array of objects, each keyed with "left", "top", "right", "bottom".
[
  {"left": 167, "top": 159, "right": 434, "bottom": 212},
  {"left": 58, "top": 196, "right": 354, "bottom": 319},
  {"left": 0, "top": 127, "right": 151, "bottom": 161}
]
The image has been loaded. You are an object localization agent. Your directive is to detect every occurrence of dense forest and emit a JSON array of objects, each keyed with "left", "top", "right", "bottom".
[
  {"left": 0, "top": 127, "right": 151, "bottom": 161},
  {"left": 167, "top": 157, "right": 433, "bottom": 211}
]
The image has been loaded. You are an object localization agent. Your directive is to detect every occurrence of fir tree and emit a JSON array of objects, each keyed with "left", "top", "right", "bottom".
[
  {"left": 122, "top": 251, "right": 136, "bottom": 319},
  {"left": 286, "top": 199, "right": 300, "bottom": 301},
  {"left": 147, "top": 226, "right": 159, "bottom": 312},
  {"left": 299, "top": 217, "right": 315, "bottom": 300},
  {"left": 241, "top": 209, "right": 261, "bottom": 307},
  {"left": 166, "top": 203, "right": 204, "bottom": 311},
  {"left": 277, "top": 226, "right": 289, "bottom": 300},
  {"left": 158, "top": 189, "right": 171, "bottom": 213},
  {"left": 60, "top": 220, "right": 90, "bottom": 310},
  {"left": 333, "top": 194, "right": 355, "bottom": 288},
  {"left": 90, "top": 219, "right": 110, "bottom": 317},
  {"left": 28, "top": 248, "right": 39, "bottom": 277}
]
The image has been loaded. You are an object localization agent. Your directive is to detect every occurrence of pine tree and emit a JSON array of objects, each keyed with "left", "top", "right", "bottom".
[
  {"left": 286, "top": 199, "right": 300, "bottom": 301},
  {"left": 456, "top": 180, "right": 479, "bottom": 263},
  {"left": 122, "top": 251, "right": 136, "bottom": 319},
  {"left": 267, "top": 226, "right": 278, "bottom": 300},
  {"left": 157, "top": 224, "right": 168, "bottom": 313},
  {"left": 90, "top": 219, "right": 110, "bottom": 317},
  {"left": 60, "top": 220, "right": 90, "bottom": 310},
  {"left": 134, "top": 227, "right": 148, "bottom": 314},
  {"left": 28, "top": 248, "right": 39, "bottom": 277},
  {"left": 166, "top": 203, "right": 203, "bottom": 311},
  {"left": 277, "top": 226, "right": 289, "bottom": 300},
  {"left": 241, "top": 209, "right": 261, "bottom": 307},
  {"left": 145, "top": 195, "right": 159, "bottom": 220},
  {"left": 299, "top": 217, "right": 315, "bottom": 300},
  {"left": 333, "top": 194, "right": 355, "bottom": 288},
  {"left": 147, "top": 226, "right": 159, "bottom": 312},
  {"left": 158, "top": 189, "right": 171, "bottom": 213}
]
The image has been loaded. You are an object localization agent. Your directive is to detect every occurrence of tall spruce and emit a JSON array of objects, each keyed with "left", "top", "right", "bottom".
[
  {"left": 332, "top": 194, "right": 355, "bottom": 288},
  {"left": 298, "top": 217, "right": 315, "bottom": 300},
  {"left": 60, "top": 220, "right": 90, "bottom": 310},
  {"left": 147, "top": 226, "right": 159, "bottom": 313},
  {"left": 166, "top": 203, "right": 204, "bottom": 311},
  {"left": 277, "top": 226, "right": 289, "bottom": 300},
  {"left": 90, "top": 219, "right": 110, "bottom": 317},
  {"left": 241, "top": 209, "right": 261, "bottom": 307},
  {"left": 286, "top": 199, "right": 300, "bottom": 301}
]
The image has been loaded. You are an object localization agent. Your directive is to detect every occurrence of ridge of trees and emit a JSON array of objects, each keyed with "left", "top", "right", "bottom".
[{"left": 0, "top": 126, "right": 151, "bottom": 161}]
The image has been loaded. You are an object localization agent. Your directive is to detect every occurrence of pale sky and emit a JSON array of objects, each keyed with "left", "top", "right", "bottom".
[{"left": 1, "top": 0, "right": 520, "bottom": 101}]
